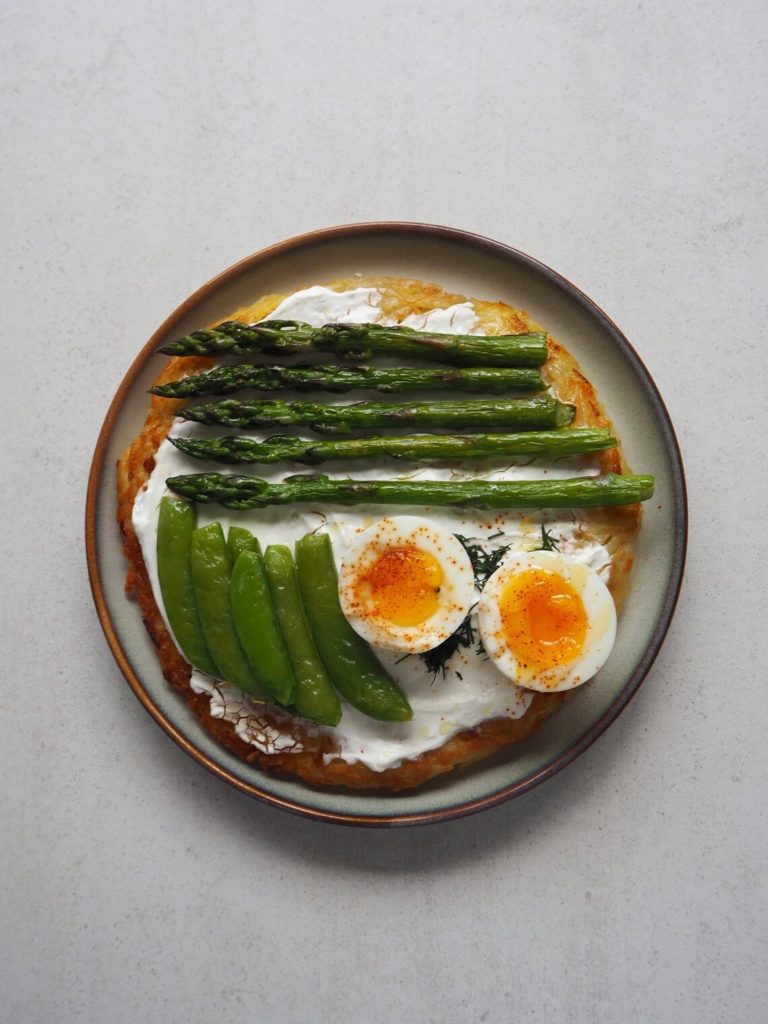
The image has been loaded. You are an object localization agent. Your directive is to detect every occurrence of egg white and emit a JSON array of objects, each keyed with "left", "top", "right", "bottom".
[
  {"left": 337, "top": 516, "right": 476, "bottom": 654},
  {"left": 478, "top": 550, "right": 617, "bottom": 692}
]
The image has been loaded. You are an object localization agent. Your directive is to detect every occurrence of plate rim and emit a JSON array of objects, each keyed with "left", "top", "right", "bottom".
[{"left": 85, "top": 220, "right": 688, "bottom": 828}]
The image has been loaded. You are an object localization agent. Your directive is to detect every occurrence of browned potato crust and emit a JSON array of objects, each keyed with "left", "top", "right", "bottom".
[{"left": 117, "top": 277, "right": 641, "bottom": 790}]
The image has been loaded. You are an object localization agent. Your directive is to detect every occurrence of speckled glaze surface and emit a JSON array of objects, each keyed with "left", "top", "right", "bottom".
[{"left": 86, "top": 222, "right": 687, "bottom": 826}]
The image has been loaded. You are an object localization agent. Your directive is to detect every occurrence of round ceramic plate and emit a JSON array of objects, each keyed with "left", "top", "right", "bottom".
[{"left": 86, "top": 222, "right": 687, "bottom": 827}]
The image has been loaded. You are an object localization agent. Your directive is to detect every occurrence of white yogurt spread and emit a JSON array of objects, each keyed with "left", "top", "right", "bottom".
[
  {"left": 267, "top": 284, "right": 384, "bottom": 325},
  {"left": 400, "top": 301, "right": 479, "bottom": 334},
  {"left": 133, "top": 286, "right": 611, "bottom": 772}
]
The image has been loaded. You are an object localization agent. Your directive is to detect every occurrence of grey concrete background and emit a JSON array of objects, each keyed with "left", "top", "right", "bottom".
[{"left": 2, "top": 1, "right": 765, "bottom": 1021}]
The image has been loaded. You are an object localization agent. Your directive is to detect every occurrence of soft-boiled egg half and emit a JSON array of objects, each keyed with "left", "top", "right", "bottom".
[
  {"left": 478, "top": 550, "right": 616, "bottom": 692},
  {"left": 338, "top": 516, "right": 476, "bottom": 654}
]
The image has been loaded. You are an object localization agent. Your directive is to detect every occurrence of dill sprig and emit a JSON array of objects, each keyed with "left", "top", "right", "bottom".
[
  {"left": 420, "top": 612, "right": 477, "bottom": 681},
  {"left": 454, "top": 534, "right": 512, "bottom": 589},
  {"left": 537, "top": 525, "right": 561, "bottom": 551}
]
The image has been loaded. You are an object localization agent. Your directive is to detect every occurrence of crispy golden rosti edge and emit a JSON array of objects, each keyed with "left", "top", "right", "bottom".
[{"left": 116, "top": 276, "right": 641, "bottom": 792}]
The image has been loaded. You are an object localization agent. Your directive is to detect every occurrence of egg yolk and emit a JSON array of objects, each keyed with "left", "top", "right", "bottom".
[
  {"left": 356, "top": 546, "right": 443, "bottom": 627},
  {"left": 500, "top": 568, "right": 588, "bottom": 673}
]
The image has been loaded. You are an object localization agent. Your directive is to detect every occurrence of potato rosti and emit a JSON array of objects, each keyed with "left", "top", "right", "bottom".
[{"left": 117, "top": 276, "right": 642, "bottom": 790}]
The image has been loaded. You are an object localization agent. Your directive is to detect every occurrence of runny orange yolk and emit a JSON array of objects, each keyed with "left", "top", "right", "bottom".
[
  {"left": 500, "top": 567, "right": 588, "bottom": 672},
  {"left": 356, "top": 546, "right": 443, "bottom": 627}
]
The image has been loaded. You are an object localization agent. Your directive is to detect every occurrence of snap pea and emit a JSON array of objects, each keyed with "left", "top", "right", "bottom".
[
  {"left": 230, "top": 541, "right": 297, "bottom": 707},
  {"left": 156, "top": 497, "right": 218, "bottom": 676},
  {"left": 296, "top": 533, "right": 413, "bottom": 722},
  {"left": 189, "top": 522, "right": 263, "bottom": 697},
  {"left": 227, "top": 525, "right": 258, "bottom": 563},
  {"left": 264, "top": 545, "right": 341, "bottom": 727}
]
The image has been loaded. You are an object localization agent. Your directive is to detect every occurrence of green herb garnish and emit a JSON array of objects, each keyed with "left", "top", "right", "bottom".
[
  {"left": 420, "top": 612, "right": 477, "bottom": 681},
  {"left": 454, "top": 534, "right": 512, "bottom": 589},
  {"left": 537, "top": 525, "right": 561, "bottom": 551}
]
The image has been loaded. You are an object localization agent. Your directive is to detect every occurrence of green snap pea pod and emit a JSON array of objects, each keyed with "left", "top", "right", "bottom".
[
  {"left": 230, "top": 544, "right": 297, "bottom": 707},
  {"left": 189, "top": 522, "right": 263, "bottom": 697},
  {"left": 264, "top": 545, "right": 341, "bottom": 727},
  {"left": 295, "top": 533, "right": 413, "bottom": 722},
  {"left": 156, "top": 497, "right": 218, "bottom": 676},
  {"left": 227, "top": 525, "right": 258, "bottom": 563}
]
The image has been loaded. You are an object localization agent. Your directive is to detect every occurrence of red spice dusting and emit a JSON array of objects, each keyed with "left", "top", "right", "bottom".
[
  {"left": 500, "top": 568, "right": 587, "bottom": 672},
  {"left": 355, "top": 546, "right": 443, "bottom": 627}
]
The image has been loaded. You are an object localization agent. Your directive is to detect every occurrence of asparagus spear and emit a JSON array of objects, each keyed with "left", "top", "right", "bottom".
[
  {"left": 166, "top": 472, "right": 655, "bottom": 510},
  {"left": 151, "top": 362, "right": 544, "bottom": 398},
  {"left": 177, "top": 396, "right": 574, "bottom": 432},
  {"left": 158, "top": 320, "right": 548, "bottom": 367},
  {"left": 171, "top": 429, "right": 617, "bottom": 465}
]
